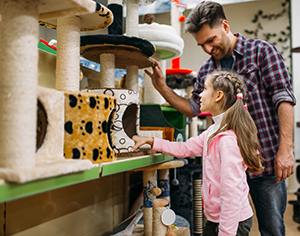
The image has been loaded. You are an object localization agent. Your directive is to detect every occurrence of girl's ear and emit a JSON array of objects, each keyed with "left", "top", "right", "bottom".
[{"left": 215, "top": 90, "right": 224, "bottom": 103}]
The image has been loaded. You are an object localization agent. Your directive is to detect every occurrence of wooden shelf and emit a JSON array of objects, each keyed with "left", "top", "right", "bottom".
[{"left": 0, "top": 153, "right": 173, "bottom": 203}]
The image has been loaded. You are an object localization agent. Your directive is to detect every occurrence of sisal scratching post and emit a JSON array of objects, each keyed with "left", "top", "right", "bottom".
[
  {"left": 153, "top": 199, "right": 169, "bottom": 236},
  {"left": 0, "top": 0, "right": 39, "bottom": 169},
  {"left": 187, "top": 86, "right": 198, "bottom": 138},
  {"left": 109, "top": 0, "right": 123, "bottom": 5},
  {"left": 189, "top": 116, "right": 198, "bottom": 138},
  {"left": 100, "top": 53, "right": 115, "bottom": 88},
  {"left": 158, "top": 169, "right": 170, "bottom": 203},
  {"left": 144, "top": 52, "right": 164, "bottom": 104},
  {"left": 143, "top": 169, "right": 157, "bottom": 236},
  {"left": 126, "top": 0, "right": 139, "bottom": 37},
  {"left": 56, "top": 15, "right": 81, "bottom": 91},
  {"left": 171, "top": 1, "right": 181, "bottom": 37},
  {"left": 134, "top": 160, "right": 186, "bottom": 236},
  {"left": 126, "top": 65, "right": 139, "bottom": 91},
  {"left": 125, "top": 0, "right": 139, "bottom": 92},
  {"left": 166, "top": 232, "right": 177, "bottom": 236}
]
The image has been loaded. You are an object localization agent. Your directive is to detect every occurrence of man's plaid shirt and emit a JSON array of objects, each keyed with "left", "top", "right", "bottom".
[{"left": 188, "top": 33, "right": 296, "bottom": 178}]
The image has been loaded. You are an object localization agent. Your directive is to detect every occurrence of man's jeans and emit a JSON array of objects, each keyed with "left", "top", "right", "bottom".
[{"left": 247, "top": 174, "right": 287, "bottom": 236}]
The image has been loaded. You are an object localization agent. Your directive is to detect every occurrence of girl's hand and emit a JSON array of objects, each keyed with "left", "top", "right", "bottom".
[{"left": 131, "top": 135, "right": 154, "bottom": 152}]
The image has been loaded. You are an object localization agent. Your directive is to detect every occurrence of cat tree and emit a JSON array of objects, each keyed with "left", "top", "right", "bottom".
[
  {"left": 80, "top": 0, "right": 156, "bottom": 155},
  {"left": 132, "top": 160, "right": 188, "bottom": 236},
  {"left": 0, "top": 0, "right": 115, "bottom": 183}
]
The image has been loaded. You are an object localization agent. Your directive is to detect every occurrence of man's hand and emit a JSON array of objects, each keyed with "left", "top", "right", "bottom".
[
  {"left": 275, "top": 102, "right": 295, "bottom": 183},
  {"left": 144, "top": 60, "right": 166, "bottom": 91},
  {"left": 145, "top": 59, "right": 195, "bottom": 118},
  {"left": 274, "top": 148, "right": 294, "bottom": 183}
]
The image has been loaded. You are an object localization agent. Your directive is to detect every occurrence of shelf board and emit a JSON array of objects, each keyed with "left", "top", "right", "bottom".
[
  {"left": 101, "top": 153, "right": 173, "bottom": 176},
  {"left": 0, "top": 166, "right": 101, "bottom": 203},
  {"left": 0, "top": 153, "right": 173, "bottom": 203}
]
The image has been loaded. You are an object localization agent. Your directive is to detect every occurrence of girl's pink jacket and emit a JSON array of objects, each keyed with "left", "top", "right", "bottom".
[{"left": 152, "top": 127, "right": 253, "bottom": 236}]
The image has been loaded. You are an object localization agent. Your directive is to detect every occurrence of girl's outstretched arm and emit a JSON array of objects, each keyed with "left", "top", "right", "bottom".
[
  {"left": 132, "top": 133, "right": 206, "bottom": 158},
  {"left": 131, "top": 135, "right": 154, "bottom": 152}
]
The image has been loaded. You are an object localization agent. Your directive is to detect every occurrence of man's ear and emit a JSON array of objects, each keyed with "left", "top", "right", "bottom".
[
  {"left": 222, "top": 20, "right": 230, "bottom": 34},
  {"left": 215, "top": 91, "right": 224, "bottom": 102}
]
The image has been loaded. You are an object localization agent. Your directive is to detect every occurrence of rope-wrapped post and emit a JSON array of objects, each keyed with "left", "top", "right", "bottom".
[
  {"left": 166, "top": 231, "right": 177, "bottom": 236},
  {"left": 187, "top": 86, "right": 198, "bottom": 138},
  {"left": 0, "top": 0, "right": 39, "bottom": 169},
  {"left": 144, "top": 52, "right": 164, "bottom": 104},
  {"left": 134, "top": 160, "right": 186, "bottom": 236},
  {"left": 158, "top": 169, "right": 170, "bottom": 204},
  {"left": 126, "top": 0, "right": 139, "bottom": 37},
  {"left": 125, "top": 0, "right": 139, "bottom": 91},
  {"left": 126, "top": 65, "right": 139, "bottom": 91},
  {"left": 153, "top": 198, "right": 169, "bottom": 236},
  {"left": 171, "top": 1, "right": 181, "bottom": 37},
  {"left": 100, "top": 53, "right": 115, "bottom": 88},
  {"left": 143, "top": 169, "right": 157, "bottom": 236},
  {"left": 56, "top": 15, "right": 81, "bottom": 91},
  {"left": 104, "top": 0, "right": 123, "bottom": 89}
]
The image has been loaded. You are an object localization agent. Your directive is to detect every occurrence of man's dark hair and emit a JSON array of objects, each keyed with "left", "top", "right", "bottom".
[{"left": 184, "top": 1, "right": 227, "bottom": 34}]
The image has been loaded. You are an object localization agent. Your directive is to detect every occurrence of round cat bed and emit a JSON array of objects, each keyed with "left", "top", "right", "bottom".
[
  {"left": 138, "top": 22, "right": 184, "bottom": 60},
  {"left": 124, "top": 0, "right": 156, "bottom": 6},
  {"left": 38, "top": 0, "right": 97, "bottom": 20},
  {"left": 39, "top": 2, "right": 113, "bottom": 31},
  {"left": 166, "top": 57, "right": 198, "bottom": 88},
  {"left": 80, "top": 35, "right": 156, "bottom": 69}
]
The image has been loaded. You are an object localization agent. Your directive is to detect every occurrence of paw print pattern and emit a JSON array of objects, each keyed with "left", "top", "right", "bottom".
[
  {"left": 85, "top": 89, "right": 140, "bottom": 154},
  {"left": 64, "top": 91, "right": 117, "bottom": 164}
]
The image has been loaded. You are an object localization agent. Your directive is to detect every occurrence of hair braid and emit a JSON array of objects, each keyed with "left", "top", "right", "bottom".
[{"left": 207, "top": 70, "right": 264, "bottom": 174}]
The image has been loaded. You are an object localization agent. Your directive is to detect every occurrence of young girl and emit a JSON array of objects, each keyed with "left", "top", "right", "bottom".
[{"left": 131, "top": 71, "right": 264, "bottom": 236}]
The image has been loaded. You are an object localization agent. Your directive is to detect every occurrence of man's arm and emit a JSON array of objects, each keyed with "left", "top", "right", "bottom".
[
  {"left": 274, "top": 101, "right": 295, "bottom": 183},
  {"left": 145, "top": 60, "right": 195, "bottom": 118}
]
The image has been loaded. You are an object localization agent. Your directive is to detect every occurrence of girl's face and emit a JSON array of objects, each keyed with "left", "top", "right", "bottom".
[{"left": 199, "top": 77, "right": 218, "bottom": 114}]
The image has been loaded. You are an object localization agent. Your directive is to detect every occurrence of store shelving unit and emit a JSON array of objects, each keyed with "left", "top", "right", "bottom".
[{"left": 0, "top": 153, "right": 173, "bottom": 203}]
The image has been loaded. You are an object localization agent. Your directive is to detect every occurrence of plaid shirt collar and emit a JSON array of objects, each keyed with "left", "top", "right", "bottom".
[{"left": 233, "top": 33, "right": 245, "bottom": 56}]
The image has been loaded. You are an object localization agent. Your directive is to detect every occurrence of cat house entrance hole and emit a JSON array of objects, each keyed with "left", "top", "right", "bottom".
[
  {"left": 122, "top": 104, "right": 138, "bottom": 138},
  {"left": 107, "top": 107, "right": 117, "bottom": 153},
  {"left": 36, "top": 100, "right": 48, "bottom": 151}
]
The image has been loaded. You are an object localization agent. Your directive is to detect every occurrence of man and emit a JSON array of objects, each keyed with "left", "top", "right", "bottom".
[{"left": 145, "top": 1, "right": 296, "bottom": 235}]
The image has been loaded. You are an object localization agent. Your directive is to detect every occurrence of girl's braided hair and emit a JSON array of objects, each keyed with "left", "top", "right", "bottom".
[{"left": 208, "top": 71, "right": 264, "bottom": 173}]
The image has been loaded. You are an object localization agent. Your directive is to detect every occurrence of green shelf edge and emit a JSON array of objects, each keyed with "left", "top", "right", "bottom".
[
  {"left": 101, "top": 154, "right": 174, "bottom": 176},
  {"left": 0, "top": 166, "right": 100, "bottom": 203},
  {"left": 0, "top": 154, "right": 173, "bottom": 203}
]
